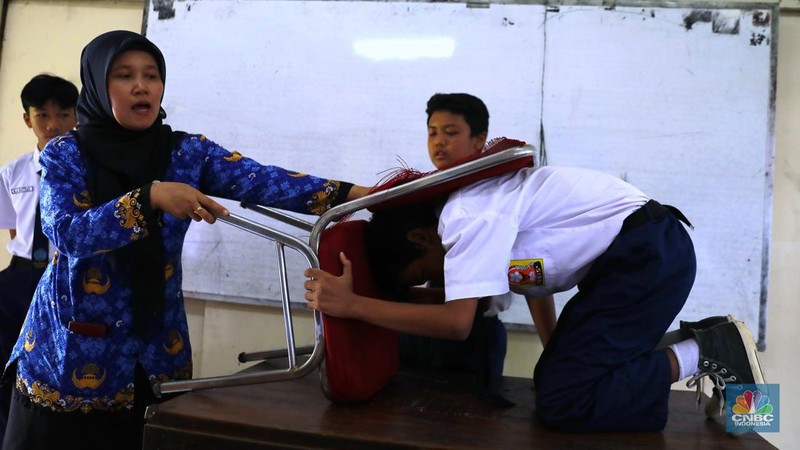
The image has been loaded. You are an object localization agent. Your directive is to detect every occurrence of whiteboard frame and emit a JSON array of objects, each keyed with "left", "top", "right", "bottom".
[{"left": 141, "top": 0, "right": 778, "bottom": 349}]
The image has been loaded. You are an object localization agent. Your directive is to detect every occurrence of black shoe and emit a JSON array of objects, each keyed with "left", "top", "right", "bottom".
[
  {"left": 685, "top": 318, "right": 766, "bottom": 416},
  {"left": 679, "top": 315, "right": 731, "bottom": 340},
  {"left": 656, "top": 315, "right": 731, "bottom": 349}
]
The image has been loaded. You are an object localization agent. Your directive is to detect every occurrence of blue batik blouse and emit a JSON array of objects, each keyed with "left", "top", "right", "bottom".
[{"left": 4, "top": 133, "right": 348, "bottom": 413}]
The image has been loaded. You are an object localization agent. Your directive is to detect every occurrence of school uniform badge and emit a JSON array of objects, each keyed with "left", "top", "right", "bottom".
[{"left": 508, "top": 259, "right": 544, "bottom": 287}]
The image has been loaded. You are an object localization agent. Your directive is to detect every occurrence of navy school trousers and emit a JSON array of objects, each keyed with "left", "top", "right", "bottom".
[{"left": 533, "top": 201, "right": 696, "bottom": 432}]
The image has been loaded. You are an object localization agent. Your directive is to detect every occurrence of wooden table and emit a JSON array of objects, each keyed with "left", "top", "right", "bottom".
[{"left": 143, "top": 369, "right": 776, "bottom": 449}]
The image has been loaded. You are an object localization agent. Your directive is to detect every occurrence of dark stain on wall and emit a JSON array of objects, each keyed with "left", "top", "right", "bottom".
[
  {"left": 153, "top": 0, "right": 176, "bottom": 21},
  {"left": 683, "top": 10, "right": 740, "bottom": 35},
  {"left": 682, "top": 10, "right": 712, "bottom": 30}
]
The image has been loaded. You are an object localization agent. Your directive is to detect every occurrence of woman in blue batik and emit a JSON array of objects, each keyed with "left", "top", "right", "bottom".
[{"left": 1, "top": 30, "right": 369, "bottom": 450}]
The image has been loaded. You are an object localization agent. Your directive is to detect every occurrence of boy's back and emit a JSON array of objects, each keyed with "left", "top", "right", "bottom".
[{"left": 440, "top": 166, "right": 649, "bottom": 301}]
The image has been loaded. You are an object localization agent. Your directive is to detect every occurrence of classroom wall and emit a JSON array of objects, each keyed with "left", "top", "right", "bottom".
[{"left": 0, "top": 1, "right": 796, "bottom": 447}]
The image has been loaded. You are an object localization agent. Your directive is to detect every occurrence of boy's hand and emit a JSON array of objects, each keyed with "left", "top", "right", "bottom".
[
  {"left": 150, "top": 181, "right": 229, "bottom": 224},
  {"left": 304, "top": 252, "right": 356, "bottom": 317}
]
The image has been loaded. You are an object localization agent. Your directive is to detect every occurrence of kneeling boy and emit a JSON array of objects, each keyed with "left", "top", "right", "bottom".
[{"left": 304, "top": 164, "right": 765, "bottom": 432}]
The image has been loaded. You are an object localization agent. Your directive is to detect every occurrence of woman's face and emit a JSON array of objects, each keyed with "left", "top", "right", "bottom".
[
  {"left": 107, "top": 50, "right": 164, "bottom": 131},
  {"left": 427, "top": 110, "right": 486, "bottom": 169}
]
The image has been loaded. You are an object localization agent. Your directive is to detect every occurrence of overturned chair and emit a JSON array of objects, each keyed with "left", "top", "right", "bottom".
[{"left": 155, "top": 139, "right": 538, "bottom": 403}]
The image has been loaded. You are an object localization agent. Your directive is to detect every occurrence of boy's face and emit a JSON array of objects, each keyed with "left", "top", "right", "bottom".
[
  {"left": 108, "top": 50, "right": 164, "bottom": 131},
  {"left": 427, "top": 110, "right": 486, "bottom": 169},
  {"left": 398, "top": 227, "right": 446, "bottom": 287},
  {"left": 24, "top": 100, "right": 77, "bottom": 150}
]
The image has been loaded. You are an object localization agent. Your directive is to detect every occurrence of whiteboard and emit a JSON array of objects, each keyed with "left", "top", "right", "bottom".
[{"left": 144, "top": 1, "right": 776, "bottom": 348}]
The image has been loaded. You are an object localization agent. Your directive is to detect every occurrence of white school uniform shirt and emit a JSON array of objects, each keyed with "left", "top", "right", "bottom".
[
  {"left": 0, "top": 148, "right": 48, "bottom": 259},
  {"left": 439, "top": 166, "right": 649, "bottom": 302}
]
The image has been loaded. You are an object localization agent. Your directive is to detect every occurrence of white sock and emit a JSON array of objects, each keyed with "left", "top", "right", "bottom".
[{"left": 669, "top": 338, "right": 700, "bottom": 380}]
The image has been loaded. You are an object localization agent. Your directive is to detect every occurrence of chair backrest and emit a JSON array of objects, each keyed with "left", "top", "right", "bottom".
[{"left": 317, "top": 220, "right": 398, "bottom": 402}]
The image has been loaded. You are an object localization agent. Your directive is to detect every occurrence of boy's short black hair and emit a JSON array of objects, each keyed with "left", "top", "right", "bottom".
[
  {"left": 365, "top": 202, "right": 440, "bottom": 298},
  {"left": 426, "top": 93, "right": 489, "bottom": 137},
  {"left": 21, "top": 74, "right": 79, "bottom": 112}
]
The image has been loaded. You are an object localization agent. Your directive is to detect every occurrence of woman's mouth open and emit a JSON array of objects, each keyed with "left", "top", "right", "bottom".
[{"left": 132, "top": 102, "right": 151, "bottom": 114}]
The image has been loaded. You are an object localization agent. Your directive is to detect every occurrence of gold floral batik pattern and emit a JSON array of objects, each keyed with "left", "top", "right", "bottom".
[
  {"left": 114, "top": 188, "right": 149, "bottom": 240},
  {"left": 306, "top": 180, "right": 342, "bottom": 215},
  {"left": 73, "top": 190, "right": 92, "bottom": 209},
  {"left": 16, "top": 372, "right": 135, "bottom": 413}
]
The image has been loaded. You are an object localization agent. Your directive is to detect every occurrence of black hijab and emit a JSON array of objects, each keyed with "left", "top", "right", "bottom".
[{"left": 75, "top": 30, "right": 185, "bottom": 337}]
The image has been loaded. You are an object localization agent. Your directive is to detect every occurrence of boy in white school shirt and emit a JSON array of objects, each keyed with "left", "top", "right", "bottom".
[
  {"left": 397, "top": 93, "right": 556, "bottom": 397},
  {"left": 0, "top": 74, "right": 78, "bottom": 443},
  {"left": 304, "top": 162, "right": 766, "bottom": 432}
]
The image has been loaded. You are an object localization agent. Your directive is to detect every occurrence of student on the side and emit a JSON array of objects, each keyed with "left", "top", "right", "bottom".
[
  {"left": 1, "top": 30, "right": 369, "bottom": 450},
  {"left": 304, "top": 164, "right": 765, "bottom": 432},
  {"left": 0, "top": 74, "right": 79, "bottom": 444},
  {"left": 398, "top": 93, "right": 555, "bottom": 387}
]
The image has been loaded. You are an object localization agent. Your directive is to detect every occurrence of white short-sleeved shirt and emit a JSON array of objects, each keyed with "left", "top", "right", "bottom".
[
  {"left": 0, "top": 148, "right": 46, "bottom": 259},
  {"left": 439, "top": 166, "right": 649, "bottom": 302}
]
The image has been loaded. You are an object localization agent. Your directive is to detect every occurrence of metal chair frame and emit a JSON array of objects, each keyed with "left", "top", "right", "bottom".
[{"left": 155, "top": 144, "right": 537, "bottom": 396}]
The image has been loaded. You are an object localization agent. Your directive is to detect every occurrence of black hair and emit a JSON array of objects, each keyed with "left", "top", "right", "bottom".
[
  {"left": 365, "top": 202, "right": 440, "bottom": 298},
  {"left": 426, "top": 93, "right": 489, "bottom": 137},
  {"left": 21, "top": 74, "right": 79, "bottom": 112}
]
